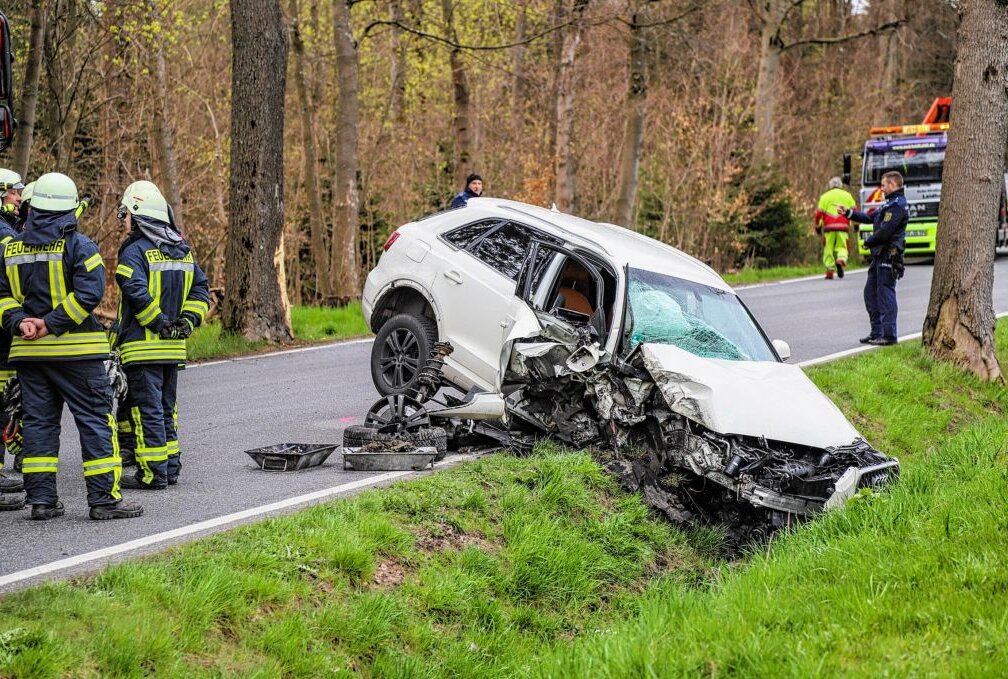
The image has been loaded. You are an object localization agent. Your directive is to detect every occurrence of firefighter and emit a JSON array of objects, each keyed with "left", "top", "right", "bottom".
[
  {"left": 0, "top": 172, "right": 143, "bottom": 520},
  {"left": 16, "top": 181, "right": 33, "bottom": 229},
  {"left": 113, "top": 182, "right": 209, "bottom": 489},
  {"left": 838, "top": 170, "right": 908, "bottom": 346},
  {"left": 0, "top": 168, "right": 23, "bottom": 232},
  {"left": 814, "top": 177, "right": 856, "bottom": 279},
  {"left": 0, "top": 170, "right": 23, "bottom": 508}
]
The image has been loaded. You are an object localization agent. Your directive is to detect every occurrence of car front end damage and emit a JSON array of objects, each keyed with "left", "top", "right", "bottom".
[{"left": 478, "top": 317, "right": 899, "bottom": 540}]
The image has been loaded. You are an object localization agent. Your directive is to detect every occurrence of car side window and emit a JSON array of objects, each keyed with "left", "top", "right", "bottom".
[
  {"left": 443, "top": 219, "right": 504, "bottom": 250},
  {"left": 469, "top": 221, "right": 534, "bottom": 281}
]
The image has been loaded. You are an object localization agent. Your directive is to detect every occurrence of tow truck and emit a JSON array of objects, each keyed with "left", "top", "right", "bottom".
[{"left": 845, "top": 97, "right": 1008, "bottom": 258}]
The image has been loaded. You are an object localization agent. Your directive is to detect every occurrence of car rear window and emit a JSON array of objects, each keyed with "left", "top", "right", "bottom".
[
  {"left": 470, "top": 222, "right": 533, "bottom": 281},
  {"left": 443, "top": 219, "right": 504, "bottom": 249}
]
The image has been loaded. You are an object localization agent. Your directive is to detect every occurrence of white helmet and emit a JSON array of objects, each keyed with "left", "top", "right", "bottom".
[
  {"left": 31, "top": 173, "right": 78, "bottom": 212},
  {"left": 20, "top": 181, "right": 34, "bottom": 204},
  {"left": 0, "top": 168, "right": 24, "bottom": 191},
  {"left": 120, "top": 181, "right": 170, "bottom": 223}
]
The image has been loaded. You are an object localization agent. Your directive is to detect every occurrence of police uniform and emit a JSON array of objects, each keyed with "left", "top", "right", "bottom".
[
  {"left": 112, "top": 188, "right": 209, "bottom": 488},
  {"left": 0, "top": 172, "right": 142, "bottom": 520},
  {"left": 848, "top": 187, "right": 909, "bottom": 342}
]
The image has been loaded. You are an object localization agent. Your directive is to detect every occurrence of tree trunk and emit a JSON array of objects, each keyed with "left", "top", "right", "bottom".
[
  {"left": 223, "top": 0, "right": 293, "bottom": 342},
  {"left": 752, "top": 19, "right": 782, "bottom": 168},
  {"left": 922, "top": 0, "right": 1008, "bottom": 381},
  {"left": 290, "top": 0, "right": 332, "bottom": 300},
  {"left": 154, "top": 43, "right": 183, "bottom": 226},
  {"left": 12, "top": 3, "right": 46, "bottom": 177},
  {"left": 511, "top": 4, "right": 527, "bottom": 138},
  {"left": 553, "top": 0, "right": 589, "bottom": 212},
  {"left": 614, "top": 8, "right": 647, "bottom": 227},
  {"left": 329, "top": 0, "right": 361, "bottom": 303},
  {"left": 389, "top": 0, "right": 407, "bottom": 124},
  {"left": 441, "top": 0, "right": 472, "bottom": 188}
]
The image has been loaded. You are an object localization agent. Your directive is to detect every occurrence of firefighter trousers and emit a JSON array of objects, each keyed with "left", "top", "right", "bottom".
[
  {"left": 0, "top": 368, "right": 14, "bottom": 470},
  {"left": 19, "top": 361, "right": 122, "bottom": 507},
  {"left": 117, "top": 364, "right": 179, "bottom": 487}
]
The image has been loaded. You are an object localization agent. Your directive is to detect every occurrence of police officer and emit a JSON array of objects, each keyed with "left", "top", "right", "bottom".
[
  {"left": 0, "top": 172, "right": 143, "bottom": 520},
  {"left": 113, "top": 182, "right": 209, "bottom": 489},
  {"left": 838, "top": 170, "right": 908, "bottom": 346},
  {"left": 0, "top": 170, "right": 24, "bottom": 508},
  {"left": 450, "top": 173, "right": 483, "bottom": 208}
]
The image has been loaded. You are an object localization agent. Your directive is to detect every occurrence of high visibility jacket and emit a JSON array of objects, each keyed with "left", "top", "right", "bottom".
[
  {"left": 0, "top": 210, "right": 109, "bottom": 362},
  {"left": 815, "top": 188, "right": 856, "bottom": 232},
  {"left": 0, "top": 220, "right": 15, "bottom": 372},
  {"left": 112, "top": 234, "right": 210, "bottom": 366}
]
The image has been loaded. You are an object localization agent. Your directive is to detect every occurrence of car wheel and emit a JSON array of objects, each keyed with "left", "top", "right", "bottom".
[
  {"left": 341, "top": 424, "right": 447, "bottom": 459},
  {"left": 371, "top": 313, "right": 437, "bottom": 396}
]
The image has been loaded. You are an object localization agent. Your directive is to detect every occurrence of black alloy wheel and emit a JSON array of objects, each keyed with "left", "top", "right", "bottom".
[{"left": 370, "top": 313, "right": 437, "bottom": 395}]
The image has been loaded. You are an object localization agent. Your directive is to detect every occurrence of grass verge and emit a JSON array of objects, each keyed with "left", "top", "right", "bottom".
[
  {"left": 3, "top": 326, "right": 1006, "bottom": 677},
  {"left": 722, "top": 263, "right": 854, "bottom": 285},
  {"left": 185, "top": 303, "right": 371, "bottom": 362}
]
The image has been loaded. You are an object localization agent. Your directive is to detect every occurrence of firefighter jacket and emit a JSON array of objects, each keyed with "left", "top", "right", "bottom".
[
  {"left": 815, "top": 188, "right": 855, "bottom": 232},
  {"left": 848, "top": 188, "right": 909, "bottom": 258},
  {"left": 112, "top": 233, "right": 210, "bottom": 366},
  {"left": 0, "top": 219, "right": 15, "bottom": 372},
  {"left": 0, "top": 209, "right": 109, "bottom": 362}
]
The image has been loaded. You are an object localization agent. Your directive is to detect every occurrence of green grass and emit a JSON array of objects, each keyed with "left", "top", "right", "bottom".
[
  {"left": 3, "top": 324, "right": 1007, "bottom": 676},
  {"left": 721, "top": 264, "right": 847, "bottom": 285},
  {"left": 185, "top": 303, "right": 371, "bottom": 362}
]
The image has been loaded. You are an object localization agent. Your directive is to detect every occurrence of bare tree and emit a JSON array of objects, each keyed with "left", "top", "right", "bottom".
[
  {"left": 12, "top": 3, "right": 46, "bottom": 176},
  {"left": 290, "top": 0, "right": 332, "bottom": 300},
  {"left": 554, "top": 0, "right": 590, "bottom": 212},
  {"left": 441, "top": 0, "right": 473, "bottom": 188},
  {"left": 389, "top": 0, "right": 408, "bottom": 124},
  {"left": 922, "top": 0, "right": 1008, "bottom": 381},
  {"left": 154, "top": 43, "right": 182, "bottom": 224},
  {"left": 330, "top": 0, "right": 361, "bottom": 303},
  {"left": 614, "top": 4, "right": 648, "bottom": 227},
  {"left": 223, "top": 0, "right": 292, "bottom": 341}
]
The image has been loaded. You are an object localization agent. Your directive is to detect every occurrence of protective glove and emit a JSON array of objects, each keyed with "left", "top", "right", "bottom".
[
  {"left": 107, "top": 351, "right": 128, "bottom": 401},
  {"left": 159, "top": 317, "right": 194, "bottom": 340}
]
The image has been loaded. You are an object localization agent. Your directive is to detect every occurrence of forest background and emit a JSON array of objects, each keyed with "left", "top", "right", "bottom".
[{"left": 1, "top": 0, "right": 954, "bottom": 306}]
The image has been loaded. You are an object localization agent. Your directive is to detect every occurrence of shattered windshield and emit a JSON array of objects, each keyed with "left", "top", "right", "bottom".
[{"left": 627, "top": 268, "right": 776, "bottom": 361}]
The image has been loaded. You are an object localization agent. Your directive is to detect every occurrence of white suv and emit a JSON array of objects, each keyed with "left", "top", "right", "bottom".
[{"left": 362, "top": 198, "right": 897, "bottom": 517}]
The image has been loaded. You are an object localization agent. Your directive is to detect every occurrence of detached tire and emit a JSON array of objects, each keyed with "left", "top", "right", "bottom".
[
  {"left": 342, "top": 424, "right": 447, "bottom": 459},
  {"left": 370, "top": 313, "right": 437, "bottom": 396}
]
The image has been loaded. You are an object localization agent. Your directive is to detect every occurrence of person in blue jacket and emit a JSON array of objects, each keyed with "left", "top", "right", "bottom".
[
  {"left": 0, "top": 172, "right": 143, "bottom": 520},
  {"left": 838, "top": 170, "right": 908, "bottom": 346},
  {"left": 450, "top": 173, "right": 483, "bottom": 208},
  {"left": 112, "top": 181, "right": 210, "bottom": 490},
  {"left": 0, "top": 170, "right": 23, "bottom": 507}
]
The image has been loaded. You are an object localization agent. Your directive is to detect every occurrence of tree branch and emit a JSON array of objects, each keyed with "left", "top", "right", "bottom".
[
  {"left": 360, "top": 17, "right": 576, "bottom": 50},
  {"left": 781, "top": 18, "right": 904, "bottom": 52}
]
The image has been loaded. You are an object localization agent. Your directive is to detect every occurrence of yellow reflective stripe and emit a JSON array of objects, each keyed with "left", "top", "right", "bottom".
[
  {"left": 0, "top": 296, "right": 19, "bottom": 313},
  {"left": 84, "top": 253, "right": 104, "bottom": 272},
  {"left": 10, "top": 332, "right": 110, "bottom": 359},
  {"left": 83, "top": 454, "right": 122, "bottom": 477},
  {"left": 183, "top": 266, "right": 194, "bottom": 301},
  {"left": 115, "top": 264, "right": 134, "bottom": 278},
  {"left": 118, "top": 420, "right": 132, "bottom": 433},
  {"left": 136, "top": 300, "right": 161, "bottom": 325},
  {"left": 0, "top": 369, "right": 16, "bottom": 382},
  {"left": 136, "top": 446, "right": 168, "bottom": 462},
  {"left": 0, "top": 235, "right": 10, "bottom": 246},
  {"left": 181, "top": 299, "right": 209, "bottom": 320},
  {"left": 61, "top": 292, "right": 88, "bottom": 324},
  {"left": 22, "top": 456, "right": 59, "bottom": 473},
  {"left": 48, "top": 259, "right": 64, "bottom": 309},
  {"left": 7, "top": 263, "right": 22, "bottom": 302}
]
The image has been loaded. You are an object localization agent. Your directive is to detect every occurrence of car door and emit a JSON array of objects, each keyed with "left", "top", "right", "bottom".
[{"left": 430, "top": 219, "right": 554, "bottom": 388}]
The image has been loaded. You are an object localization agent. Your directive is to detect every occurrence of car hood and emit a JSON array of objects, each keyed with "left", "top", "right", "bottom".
[{"left": 639, "top": 343, "right": 862, "bottom": 449}]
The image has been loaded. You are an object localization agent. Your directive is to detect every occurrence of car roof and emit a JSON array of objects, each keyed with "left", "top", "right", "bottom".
[{"left": 419, "top": 198, "right": 732, "bottom": 292}]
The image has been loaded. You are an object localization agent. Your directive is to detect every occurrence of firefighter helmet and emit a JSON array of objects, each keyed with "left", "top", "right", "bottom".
[
  {"left": 0, "top": 168, "right": 24, "bottom": 192},
  {"left": 30, "top": 173, "right": 78, "bottom": 212}
]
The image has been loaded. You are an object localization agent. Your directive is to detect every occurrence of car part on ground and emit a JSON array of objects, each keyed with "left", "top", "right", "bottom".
[
  {"left": 370, "top": 313, "right": 438, "bottom": 396},
  {"left": 341, "top": 424, "right": 447, "bottom": 458},
  {"left": 365, "top": 342, "right": 454, "bottom": 433},
  {"left": 244, "top": 442, "right": 340, "bottom": 471},
  {"left": 343, "top": 443, "right": 438, "bottom": 471}
]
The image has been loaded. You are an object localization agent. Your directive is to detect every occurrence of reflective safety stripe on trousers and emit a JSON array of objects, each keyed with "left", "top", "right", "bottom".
[
  {"left": 119, "top": 339, "right": 187, "bottom": 365},
  {"left": 21, "top": 456, "right": 59, "bottom": 473}
]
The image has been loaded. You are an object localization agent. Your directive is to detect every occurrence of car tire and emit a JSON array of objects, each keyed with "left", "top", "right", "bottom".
[
  {"left": 341, "top": 424, "right": 447, "bottom": 459},
  {"left": 370, "top": 313, "right": 437, "bottom": 396}
]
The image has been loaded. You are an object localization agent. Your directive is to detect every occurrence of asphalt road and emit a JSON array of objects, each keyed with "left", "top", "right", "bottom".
[{"left": 2, "top": 257, "right": 1007, "bottom": 589}]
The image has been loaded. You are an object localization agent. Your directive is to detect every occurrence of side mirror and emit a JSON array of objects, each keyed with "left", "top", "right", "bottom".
[
  {"left": 0, "top": 104, "right": 14, "bottom": 153},
  {"left": 842, "top": 152, "right": 852, "bottom": 187},
  {"left": 772, "top": 339, "right": 791, "bottom": 362}
]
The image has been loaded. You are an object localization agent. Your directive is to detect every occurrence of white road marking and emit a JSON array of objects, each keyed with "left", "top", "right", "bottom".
[
  {"left": 799, "top": 310, "right": 1008, "bottom": 368},
  {"left": 734, "top": 268, "right": 868, "bottom": 290},
  {"left": 0, "top": 469, "right": 410, "bottom": 589},
  {"left": 191, "top": 336, "right": 373, "bottom": 369}
]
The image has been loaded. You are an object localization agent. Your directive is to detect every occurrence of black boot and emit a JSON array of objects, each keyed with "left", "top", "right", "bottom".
[
  {"left": 0, "top": 472, "right": 23, "bottom": 493},
  {"left": 90, "top": 500, "right": 144, "bottom": 520},
  {"left": 120, "top": 450, "right": 136, "bottom": 468},
  {"left": 859, "top": 335, "right": 878, "bottom": 344},
  {"left": 119, "top": 475, "right": 167, "bottom": 491},
  {"left": 0, "top": 493, "right": 25, "bottom": 511},
  {"left": 31, "top": 502, "right": 65, "bottom": 520}
]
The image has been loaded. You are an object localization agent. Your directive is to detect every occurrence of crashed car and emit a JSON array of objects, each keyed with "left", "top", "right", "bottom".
[{"left": 362, "top": 198, "right": 898, "bottom": 532}]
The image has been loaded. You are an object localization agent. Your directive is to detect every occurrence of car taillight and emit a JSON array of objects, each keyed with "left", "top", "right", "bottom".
[{"left": 383, "top": 231, "right": 401, "bottom": 251}]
